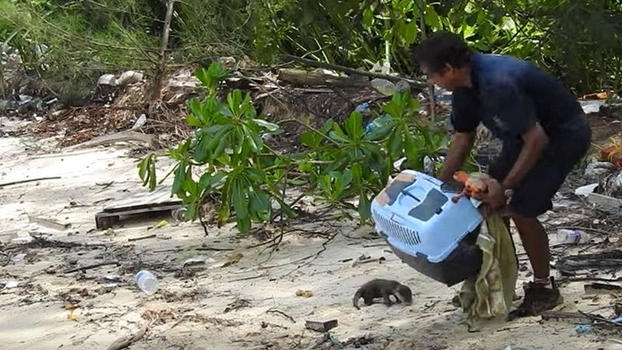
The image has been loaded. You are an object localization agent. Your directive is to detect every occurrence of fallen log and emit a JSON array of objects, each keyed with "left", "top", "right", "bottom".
[
  {"left": 278, "top": 68, "right": 356, "bottom": 86},
  {"left": 68, "top": 130, "right": 158, "bottom": 150},
  {"left": 282, "top": 54, "right": 427, "bottom": 89}
]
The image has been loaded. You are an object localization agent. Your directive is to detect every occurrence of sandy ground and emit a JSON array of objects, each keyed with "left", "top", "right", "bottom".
[{"left": 1, "top": 125, "right": 622, "bottom": 349}]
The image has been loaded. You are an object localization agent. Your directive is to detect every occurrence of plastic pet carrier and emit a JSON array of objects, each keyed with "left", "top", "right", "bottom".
[{"left": 371, "top": 170, "right": 483, "bottom": 286}]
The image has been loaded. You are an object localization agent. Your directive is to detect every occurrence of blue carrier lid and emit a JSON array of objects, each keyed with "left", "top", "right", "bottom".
[{"left": 371, "top": 170, "right": 483, "bottom": 263}]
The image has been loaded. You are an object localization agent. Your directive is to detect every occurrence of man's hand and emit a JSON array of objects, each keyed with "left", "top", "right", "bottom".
[
  {"left": 471, "top": 178, "right": 506, "bottom": 210},
  {"left": 450, "top": 174, "right": 506, "bottom": 215}
]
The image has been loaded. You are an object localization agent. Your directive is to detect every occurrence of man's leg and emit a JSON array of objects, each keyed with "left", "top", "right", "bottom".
[
  {"left": 507, "top": 212, "right": 562, "bottom": 319},
  {"left": 496, "top": 156, "right": 566, "bottom": 319},
  {"left": 511, "top": 214, "right": 550, "bottom": 280},
  {"left": 505, "top": 177, "right": 568, "bottom": 319},
  {"left": 493, "top": 119, "right": 590, "bottom": 319}
]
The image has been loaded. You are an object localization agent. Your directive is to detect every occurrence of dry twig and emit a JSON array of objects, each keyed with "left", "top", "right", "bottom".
[{"left": 106, "top": 323, "right": 148, "bottom": 350}]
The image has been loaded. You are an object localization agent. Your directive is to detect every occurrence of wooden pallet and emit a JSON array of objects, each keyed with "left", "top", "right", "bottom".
[{"left": 95, "top": 201, "right": 183, "bottom": 229}]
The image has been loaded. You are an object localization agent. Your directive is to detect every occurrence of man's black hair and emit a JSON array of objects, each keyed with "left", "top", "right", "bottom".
[{"left": 412, "top": 32, "right": 472, "bottom": 74}]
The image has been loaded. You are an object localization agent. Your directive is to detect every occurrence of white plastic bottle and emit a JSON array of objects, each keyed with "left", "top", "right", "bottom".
[
  {"left": 554, "top": 229, "right": 589, "bottom": 244},
  {"left": 135, "top": 270, "right": 159, "bottom": 295}
]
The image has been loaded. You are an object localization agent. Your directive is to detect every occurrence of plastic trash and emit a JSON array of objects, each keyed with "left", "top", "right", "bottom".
[
  {"left": 117, "top": 70, "right": 144, "bottom": 86},
  {"left": 131, "top": 114, "right": 147, "bottom": 130},
  {"left": 371, "top": 170, "right": 483, "bottom": 286},
  {"left": 97, "top": 74, "right": 117, "bottom": 86},
  {"left": 172, "top": 207, "right": 188, "bottom": 222},
  {"left": 575, "top": 324, "right": 592, "bottom": 333},
  {"left": 103, "top": 275, "right": 123, "bottom": 283},
  {"left": 371, "top": 78, "right": 397, "bottom": 96},
  {"left": 364, "top": 114, "right": 394, "bottom": 140},
  {"left": 154, "top": 219, "right": 169, "bottom": 229},
  {"left": 4, "top": 280, "right": 19, "bottom": 289},
  {"left": 395, "top": 80, "right": 410, "bottom": 93},
  {"left": 354, "top": 102, "right": 371, "bottom": 118},
  {"left": 423, "top": 156, "right": 435, "bottom": 175},
  {"left": 553, "top": 229, "right": 590, "bottom": 245},
  {"left": 10, "top": 253, "right": 26, "bottom": 263},
  {"left": 354, "top": 102, "right": 369, "bottom": 113},
  {"left": 574, "top": 183, "right": 598, "bottom": 197},
  {"left": 135, "top": 270, "right": 159, "bottom": 295},
  {"left": 183, "top": 258, "right": 206, "bottom": 267},
  {"left": 10, "top": 237, "right": 34, "bottom": 245},
  {"left": 393, "top": 157, "right": 407, "bottom": 170},
  {"left": 434, "top": 89, "right": 453, "bottom": 102}
]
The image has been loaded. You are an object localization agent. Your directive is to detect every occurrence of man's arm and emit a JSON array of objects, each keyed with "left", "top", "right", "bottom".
[
  {"left": 438, "top": 131, "right": 476, "bottom": 183},
  {"left": 501, "top": 122, "right": 549, "bottom": 190}
]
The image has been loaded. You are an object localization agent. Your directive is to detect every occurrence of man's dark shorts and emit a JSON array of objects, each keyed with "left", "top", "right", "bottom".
[{"left": 488, "top": 116, "right": 592, "bottom": 218}]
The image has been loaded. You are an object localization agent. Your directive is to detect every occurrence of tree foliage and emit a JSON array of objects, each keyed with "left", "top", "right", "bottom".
[
  {"left": 250, "top": 0, "right": 622, "bottom": 93},
  {"left": 1, "top": 0, "right": 620, "bottom": 94},
  {"left": 277, "top": 0, "right": 622, "bottom": 93}
]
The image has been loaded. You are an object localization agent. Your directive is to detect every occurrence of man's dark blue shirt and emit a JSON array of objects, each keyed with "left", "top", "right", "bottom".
[{"left": 451, "top": 53, "right": 585, "bottom": 147}]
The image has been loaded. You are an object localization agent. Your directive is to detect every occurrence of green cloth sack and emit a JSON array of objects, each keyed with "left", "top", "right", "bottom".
[{"left": 459, "top": 214, "right": 518, "bottom": 322}]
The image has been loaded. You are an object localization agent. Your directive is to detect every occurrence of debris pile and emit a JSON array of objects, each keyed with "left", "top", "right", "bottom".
[{"left": 14, "top": 56, "right": 432, "bottom": 148}]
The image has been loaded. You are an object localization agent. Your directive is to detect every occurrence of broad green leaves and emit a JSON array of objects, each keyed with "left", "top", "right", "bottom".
[
  {"left": 318, "top": 170, "right": 353, "bottom": 203},
  {"left": 423, "top": 4, "right": 442, "bottom": 30},
  {"left": 398, "top": 20, "right": 418, "bottom": 45},
  {"left": 380, "top": 92, "right": 445, "bottom": 170},
  {"left": 137, "top": 61, "right": 291, "bottom": 233},
  {"left": 296, "top": 92, "right": 447, "bottom": 222},
  {"left": 196, "top": 62, "right": 228, "bottom": 96},
  {"left": 139, "top": 63, "right": 448, "bottom": 232},
  {"left": 137, "top": 153, "right": 157, "bottom": 191},
  {"left": 221, "top": 169, "right": 271, "bottom": 233},
  {"left": 362, "top": 8, "right": 374, "bottom": 29}
]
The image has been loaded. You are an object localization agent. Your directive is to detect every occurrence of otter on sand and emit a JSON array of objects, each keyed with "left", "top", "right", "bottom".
[{"left": 352, "top": 279, "right": 413, "bottom": 309}]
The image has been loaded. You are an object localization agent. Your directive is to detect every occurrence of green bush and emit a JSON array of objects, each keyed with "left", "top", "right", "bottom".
[{"left": 139, "top": 62, "right": 449, "bottom": 232}]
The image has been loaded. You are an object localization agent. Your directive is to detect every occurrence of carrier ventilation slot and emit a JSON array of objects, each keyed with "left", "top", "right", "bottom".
[{"left": 373, "top": 212, "right": 422, "bottom": 245}]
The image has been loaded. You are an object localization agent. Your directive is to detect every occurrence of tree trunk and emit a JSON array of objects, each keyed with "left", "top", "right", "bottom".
[
  {"left": 149, "top": 0, "right": 176, "bottom": 110},
  {"left": 418, "top": 4, "right": 436, "bottom": 123}
]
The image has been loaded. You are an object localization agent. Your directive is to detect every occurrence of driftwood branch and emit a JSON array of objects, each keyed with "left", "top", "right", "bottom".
[
  {"left": 542, "top": 310, "right": 622, "bottom": 328},
  {"left": 541, "top": 311, "right": 593, "bottom": 322},
  {"left": 557, "top": 250, "right": 622, "bottom": 271},
  {"left": 578, "top": 311, "right": 622, "bottom": 327},
  {"left": 562, "top": 276, "right": 622, "bottom": 283},
  {"left": 195, "top": 246, "right": 235, "bottom": 252},
  {"left": 128, "top": 234, "right": 156, "bottom": 242},
  {"left": 282, "top": 54, "right": 426, "bottom": 89},
  {"left": 107, "top": 324, "right": 148, "bottom": 350},
  {"left": 67, "top": 130, "right": 157, "bottom": 150},
  {"left": 277, "top": 68, "right": 368, "bottom": 87},
  {"left": 64, "top": 261, "right": 119, "bottom": 274},
  {"left": 266, "top": 308, "right": 296, "bottom": 323},
  {"left": 0, "top": 176, "right": 61, "bottom": 188}
]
